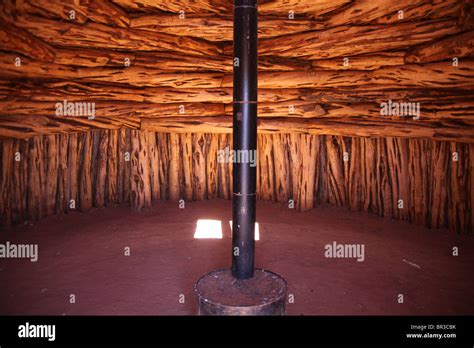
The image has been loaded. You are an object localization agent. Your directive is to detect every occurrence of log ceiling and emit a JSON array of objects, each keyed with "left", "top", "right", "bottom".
[{"left": 0, "top": 0, "right": 473, "bottom": 141}]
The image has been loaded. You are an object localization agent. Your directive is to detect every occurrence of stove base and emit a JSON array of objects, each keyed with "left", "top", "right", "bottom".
[{"left": 194, "top": 268, "right": 287, "bottom": 315}]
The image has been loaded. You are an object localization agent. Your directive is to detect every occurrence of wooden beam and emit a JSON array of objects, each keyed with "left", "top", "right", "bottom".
[
  {"left": 113, "top": 0, "right": 347, "bottom": 17},
  {"left": 141, "top": 117, "right": 309, "bottom": 134},
  {"left": 2, "top": 80, "right": 470, "bottom": 105},
  {"left": 225, "top": 101, "right": 326, "bottom": 118},
  {"left": 0, "top": 100, "right": 225, "bottom": 118},
  {"left": 140, "top": 115, "right": 474, "bottom": 143},
  {"left": 325, "top": 0, "right": 461, "bottom": 26},
  {"left": 0, "top": 100, "right": 330, "bottom": 119},
  {"left": 0, "top": 115, "right": 139, "bottom": 139},
  {"left": 7, "top": 52, "right": 471, "bottom": 90},
  {"left": 52, "top": 48, "right": 310, "bottom": 72},
  {"left": 111, "top": 0, "right": 232, "bottom": 13},
  {"left": 0, "top": 53, "right": 224, "bottom": 88},
  {"left": 16, "top": 0, "right": 130, "bottom": 27},
  {"left": 307, "top": 118, "right": 474, "bottom": 143},
  {"left": 311, "top": 52, "right": 405, "bottom": 70},
  {"left": 2, "top": 97, "right": 472, "bottom": 139},
  {"left": 13, "top": 15, "right": 221, "bottom": 56},
  {"left": 318, "top": 101, "right": 474, "bottom": 121},
  {"left": 259, "top": 19, "right": 460, "bottom": 58},
  {"left": 130, "top": 14, "right": 322, "bottom": 41},
  {"left": 0, "top": 80, "right": 233, "bottom": 103},
  {"left": 297, "top": 87, "right": 474, "bottom": 104},
  {"left": 3, "top": 98, "right": 472, "bottom": 124},
  {"left": 223, "top": 60, "right": 474, "bottom": 89},
  {"left": 405, "top": 31, "right": 474, "bottom": 64},
  {"left": 141, "top": 117, "right": 231, "bottom": 134},
  {"left": 0, "top": 18, "right": 55, "bottom": 60},
  {"left": 258, "top": 0, "right": 351, "bottom": 18}
]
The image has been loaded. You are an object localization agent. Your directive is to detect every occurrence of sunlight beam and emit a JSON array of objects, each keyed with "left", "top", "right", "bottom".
[{"left": 194, "top": 219, "right": 223, "bottom": 239}]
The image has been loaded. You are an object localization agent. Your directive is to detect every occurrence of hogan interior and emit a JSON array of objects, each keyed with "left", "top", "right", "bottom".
[{"left": 0, "top": 0, "right": 473, "bottom": 315}]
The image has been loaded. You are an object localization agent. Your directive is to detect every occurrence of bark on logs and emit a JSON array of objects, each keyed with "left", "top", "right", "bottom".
[
  {"left": 130, "top": 130, "right": 151, "bottom": 211},
  {"left": 3, "top": 130, "right": 471, "bottom": 234}
]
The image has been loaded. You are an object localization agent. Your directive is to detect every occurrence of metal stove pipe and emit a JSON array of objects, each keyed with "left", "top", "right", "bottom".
[{"left": 231, "top": 0, "right": 258, "bottom": 279}]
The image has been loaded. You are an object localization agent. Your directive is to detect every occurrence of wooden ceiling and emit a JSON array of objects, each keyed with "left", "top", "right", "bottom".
[{"left": 0, "top": 0, "right": 473, "bottom": 141}]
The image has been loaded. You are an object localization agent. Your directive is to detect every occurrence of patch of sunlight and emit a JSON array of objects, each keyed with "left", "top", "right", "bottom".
[{"left": 194, "top": 219, "right": 223, "bottom": 239}]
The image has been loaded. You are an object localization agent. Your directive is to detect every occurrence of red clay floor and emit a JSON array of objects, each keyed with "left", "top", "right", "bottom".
[{"left": 0, "top": 200, "right": 473, "bottom": 315}]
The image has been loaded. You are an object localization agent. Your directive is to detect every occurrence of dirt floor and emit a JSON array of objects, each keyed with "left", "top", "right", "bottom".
[{"left": 1, "top": 199, "right": 473, "bottom": 315}]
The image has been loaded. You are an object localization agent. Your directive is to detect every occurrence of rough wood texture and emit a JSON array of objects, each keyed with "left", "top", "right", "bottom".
[
  {"left": 130, "top": 130, "right": 151, "bottom": 211},
  {"left": 1, "top": 139, "right": 13, "bottom": 225},
  {"left": 1, "top": 1, "right": 473, "bottom": 142},
  {"left": 12, "top": 15, "right": 221, "bottom": 56},
  {"left": 79, "top": 132, "right": 93, "bottom": 212},
  {"left": 258, "top": 0, "right": 351, "bottom": 18},
  {"left": 148, "top": 131, "right": 160, "bottom": 201},
  {"left": 141, "top": 115, "right": 474, "bottom": 143},
  {"left": 0, "top": 18, "right": 55, "bottom": 60},
  {"left": 259, "top": 20, "right": 460, "bottom": 58},
  {"left": 2, "top": 132, "right": 471, "bottom": 234},
  {"left": 405, "top": 31, "right": 474, "bottom": 63},
  {"left": 273, "top": 134, "right": 290, "bottom": 203},
  {"left": 193, "top": 133, "right": 207, "bottom": 201},
  {"left": 23, "top": 0, "right": 129, "bottom": 26},
  {"left": 130, "top": 14, "right": 321, "bottom": 41},
  {"left": 94, "top": 130, "right": 108, "bottom": 208},
  {"left": 0, "top": 1, "right": 472, "bottom": 236},
  {"left": 118, "top": 128, "right": 131, "bottom": 203},
  {"left": 326, "top": 0, "right": 461, "bottom": 26},
  {"left": 107, "top": 130, "right": 119, "bottom": 204},
  {"left": 68, "top": 133, "right": 79, "bottom": 212},
  {"left": 111, "top": 0, "right": 232, "bottom": 13},
  {"left": 206, "top": 134, "right": 218, "bottom": 199},
  {"left": 45, "top": 135, "right": 58, "bottom": 216}
]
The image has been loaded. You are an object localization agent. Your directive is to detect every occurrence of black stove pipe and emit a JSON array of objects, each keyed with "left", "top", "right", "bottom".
[{"left": 231, "top": 0, "right": 258, "bottom": 279}]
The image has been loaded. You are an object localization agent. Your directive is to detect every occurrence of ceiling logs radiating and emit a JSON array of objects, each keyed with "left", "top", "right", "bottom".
[{"left": 0, "top": 0, "right": 473, "bottom": 142}]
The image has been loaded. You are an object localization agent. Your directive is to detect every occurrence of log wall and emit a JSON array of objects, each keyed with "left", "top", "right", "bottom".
[{"left": 1, "top": 130, "right": 472, "bottom": 233}]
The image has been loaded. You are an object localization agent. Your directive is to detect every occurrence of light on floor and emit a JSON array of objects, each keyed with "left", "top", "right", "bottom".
[{"left": 194, "top": 219, "right": 223, "bottom": 239}]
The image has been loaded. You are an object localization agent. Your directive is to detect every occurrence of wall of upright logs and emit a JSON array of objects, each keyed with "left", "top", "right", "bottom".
[
  {"left": 1, "top": 130, "right": 472, "bottom": 233},
  {"left": 0, "top": 1, "right": 473, "bottom": 233}
]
